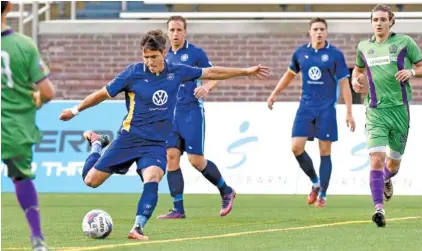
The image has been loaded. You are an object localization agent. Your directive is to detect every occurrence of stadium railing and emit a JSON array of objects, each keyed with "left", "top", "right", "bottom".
[{"left": 119, "top": 11, "right": 422, "bottom": 19}]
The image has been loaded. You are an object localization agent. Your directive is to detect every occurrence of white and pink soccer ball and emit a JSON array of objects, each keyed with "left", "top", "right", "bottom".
[{"left": 82, "top": 209, "right": 113, "bottom": 239}]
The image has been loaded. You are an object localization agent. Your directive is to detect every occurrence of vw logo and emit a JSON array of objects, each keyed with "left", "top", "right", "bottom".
[
  {"left": 152, "top": 90, "right": 168, "bottom": 106},
  {"left": 308, "top": 66, "right": 322, "bottom": 81}
]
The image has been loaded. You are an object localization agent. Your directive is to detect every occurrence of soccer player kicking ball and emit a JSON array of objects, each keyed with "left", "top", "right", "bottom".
[
  {"left": 157, "top": 16, "right": 235, "bottom": 220},
  {"left": 267, "top": 18, "right": 356, "bottom": 207},
  {"left": 352, "top": 4, "right": 422, "bottom": 227},
  {"left": 1, "top": 2, "right": 55, "bottom": 250},
  {"left": 59, "top": 29, "right": 270, "bottom": 240}
]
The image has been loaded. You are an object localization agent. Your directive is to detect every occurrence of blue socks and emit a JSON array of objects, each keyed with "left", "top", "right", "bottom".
[
  {"left": 82, "top": 142, "right": 102, "bottom": 180},
  {"left": 319, "top": 155, "right": 332, "bottom": 198},
  {"left": 135, "top": 182, "right": 159, "bottom": 228},
  {"left": 167, "top": 169, "right": 185, "bottom": 213},
  {"left": 201, "top": 160, "right": 232, "bottom": 197}
]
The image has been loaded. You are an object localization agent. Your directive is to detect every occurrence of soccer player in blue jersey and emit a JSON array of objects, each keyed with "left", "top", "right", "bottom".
[
  {"left": 267, "top": 18, "right": 356, "bottom": 207},
  {"left": 157, "top": 16, "right": 235, "bottom": 220},
  {"left": 59, "top": 29, "right": 269, "bottom": 240}
]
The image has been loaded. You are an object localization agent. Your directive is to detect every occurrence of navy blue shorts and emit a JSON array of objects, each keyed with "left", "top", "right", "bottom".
[
  {"left": 167, "top": 106, "right": 205, "bottom": 155},
  {"left": 292, "top": 105, "right": 338, "bottom": 142},
  {"left": 95, "top": 130, "right": 167, "bottom": 175}
]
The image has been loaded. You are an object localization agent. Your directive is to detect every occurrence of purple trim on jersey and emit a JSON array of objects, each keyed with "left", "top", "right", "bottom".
[
  {"left": 359, "top": 51, "right": 377, "bottom": 108},
  {"left": 1, "top": 29, "right": 14, "bottom": 36},
  {"left": 397, "top": 47, "right": 408, "bottom": 104},
  {"left": 34, "top": 74, "right": 50, "bottom": 85}
]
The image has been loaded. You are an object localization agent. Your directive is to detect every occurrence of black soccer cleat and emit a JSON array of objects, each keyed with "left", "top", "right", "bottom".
[
  {"left": 83, "top": 131, "right": 110, "bottom": 148},
  {"left": 372, "top": 208, "right": 386, "bottom": 227}
]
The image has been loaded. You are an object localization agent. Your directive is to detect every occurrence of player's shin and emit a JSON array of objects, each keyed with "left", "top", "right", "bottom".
[
  {"left": 295, "top": 151, "right": 319, "bottom": 186},
  {"left": 135, "top": 182, "right": 159, "bottom": 229},
  {"left": 201, "top": 160, "right": 233, "bottom": 197},
  {"left": 13, "top": 179, "right": 44, "bottom": 240},
  {"left": 370, "top": 169, "right": 385, "bottom": 208},
  {"left": 384, "top": 162, "right": 399, "bottom": 181},
  {"left": 167, "top": 168, "right": 185, "bottom": 213},
  {"left": 82, "top": 143, "right": 102, "bottom": 180},
  {"left": 319, "top": 155, "right": 332, "bottom": 198}
]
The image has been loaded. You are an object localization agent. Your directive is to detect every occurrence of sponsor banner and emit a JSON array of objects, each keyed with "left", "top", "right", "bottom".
[{"left": 1, "top": 101, "right": 421, "bottom": 195}]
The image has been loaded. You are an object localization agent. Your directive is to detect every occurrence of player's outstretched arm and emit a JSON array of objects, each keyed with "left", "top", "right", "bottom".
[
  {"left": 58, "top": 87, "right": 110, "bottom": 121},
  {"left": 267, "top": 70, "right": 296, "bottom": 110},
  {"left": 200, "top": 65, "right": 270, "bottom": 80}
]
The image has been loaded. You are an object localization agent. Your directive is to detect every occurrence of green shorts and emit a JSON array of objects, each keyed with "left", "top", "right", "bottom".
[
  {"left": 1, "top": 144, "right": 35, "bottom": 179},
  {"left": 365, "top": 105, "right": 409, "bottom": 158}
]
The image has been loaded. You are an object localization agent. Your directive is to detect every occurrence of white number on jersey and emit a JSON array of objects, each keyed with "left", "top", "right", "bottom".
[{"left": 1, "top": 51, "right": 14, "bottom": 88}]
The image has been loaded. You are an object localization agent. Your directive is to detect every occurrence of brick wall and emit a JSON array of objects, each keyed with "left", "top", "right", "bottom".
[{"left": 39, "top": 33, "right": 422, "bottom": 103}]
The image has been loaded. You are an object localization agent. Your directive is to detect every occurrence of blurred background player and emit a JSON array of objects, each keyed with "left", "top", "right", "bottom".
[
  {"left": 352, "top": 4, "right": 422, "bottom": 227},
  {"left": 59, "top": 29, "right": 269, "bottom": 240},
  {"left": 267, "top": 18, "right": 355, "bottom": 207},
  {"left": 157, "top": 16, "right": 235, "bottom": 220},
  {"left": 1, "top": 1, "right": 55, "bottom": 250}
]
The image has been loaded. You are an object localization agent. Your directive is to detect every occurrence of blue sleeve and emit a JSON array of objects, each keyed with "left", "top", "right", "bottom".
[
  {"left": 335, "top": 50, "right": 350, "bottom": 81},
  {"left": 178, "top": 64, "right": 203, "bottom": 82},
  {"left": 196, "top": 48, "right": 213, "bottom": 68},
  {"left": 105, "top": 64, "right": 134, "bottom": 97},
  {"left": 288, "top": 49, "right": 300, "bottom": 74}
]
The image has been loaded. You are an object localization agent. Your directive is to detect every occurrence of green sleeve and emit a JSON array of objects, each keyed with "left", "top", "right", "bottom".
[
  {"left": 26, "top": 39, "right": 50, "bottom": 84},
  {"left": 407, "top": 36, "right": 422, "bottom": 64},
  {"left": 355, "top": 44, "right": 366, "bottom": 68}
]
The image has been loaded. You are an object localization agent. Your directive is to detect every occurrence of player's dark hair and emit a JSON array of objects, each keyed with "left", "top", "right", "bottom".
[
  {"left": 140, "top": 29, "right": 168, "bottom": 53},
  {"left": 309, "top": 17, "right": 328, "bottom": 29},
  {"left": 167, "top": 15, "right": 187, "bottom": 30},
  {"left": 1, "top": 1, "right": 9, "bottom": 15},
  {"left": 371, "top": 4, "right": 395, "bottom": 28}
]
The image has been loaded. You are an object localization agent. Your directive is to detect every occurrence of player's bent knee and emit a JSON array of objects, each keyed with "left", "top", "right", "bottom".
[
  {"left": 167, "top": 148, "right": 181, "bottom": 171},
  {"left": 386, "top": 158, "right": 401, "bottom": 172},
  {"left": 369, "top": 151, "right": 385, "bottom": 170},
  {"left": 188, "top": 154, "right": 206, "bottom": 171},
  {"left": 142, "top": 165, "right": 165, "bottom": 183},
  {"left": 84, "top": 168, "right": 110, "bottom": 188}
]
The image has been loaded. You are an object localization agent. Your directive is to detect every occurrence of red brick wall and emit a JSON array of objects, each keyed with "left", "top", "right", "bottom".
[{"left": 39, "top": 33, "right": 422, "bottom": 103}]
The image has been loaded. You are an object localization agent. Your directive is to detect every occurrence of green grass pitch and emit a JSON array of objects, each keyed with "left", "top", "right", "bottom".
[{"left": 2, "top": 193, "right": 422, "bottom": 251}]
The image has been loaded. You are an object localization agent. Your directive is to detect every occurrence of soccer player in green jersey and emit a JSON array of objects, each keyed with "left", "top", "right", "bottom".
[
  {"left": 352, "top": 4, "right": 422, "bottom": 227},
  {"left": 1, "top": 1, "right": 55, "bottom": 250}
]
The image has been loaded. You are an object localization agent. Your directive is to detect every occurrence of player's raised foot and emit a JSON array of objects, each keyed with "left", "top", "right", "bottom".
[
  {"left": 384, "top": 178, "right": 393, "bottom": 202},
  {"left": 307, "top": 186, "right": 320, "bottom": 205},
  {"left": 315, "top": 196, "right": 326, "bottom": 208},
  {"left": 31, "top": 238, "right": 49, "bottom": 251},
  {"left": 128, "top": 225, "right": 149, "bottom": 240},
  {"left": 157, "top": 209, "right": 186, "bottom": 219},
  {"left": 220, "top": 190, "right": 236, "bottom": 216},
  {"left": 83, "top": 131, "right": 110, "bottom": 147},
  {"left": 372, "top": 207, "right": 386, "bottom": 227}
]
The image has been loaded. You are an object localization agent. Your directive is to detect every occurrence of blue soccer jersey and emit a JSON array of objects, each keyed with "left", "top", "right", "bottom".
[
  {"left": 289, "top": 41, "right": 350, "bottom": 108},
  {"left": 166, "top": 41, "right": 212, "bottom": 107},
  {"left": 105, "top": 62, "right": 202, "bottom": 142}
]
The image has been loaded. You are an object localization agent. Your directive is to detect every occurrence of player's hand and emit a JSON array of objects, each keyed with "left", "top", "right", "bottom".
[
  {"left": 59, "top": 109, "right": 75, "bottom": 121},
  {"left": 33, "top": 91, "right": 42, "bottom": 109},
  {"left": 352, "top": 76, "right": 364, "bottom": 93},
  {"left": 346, "top": 114, "right": 356, "bottom": 132},
  {"left": 194, "top": 85, "right": 210, "bottom": 99},
  {"left": 246, "top": 64, "right": 271, "bottom": 80},
  {"left": 395, "top": 70, "right": 413, "bottom": 82},
  {"left": 267, "top": 94, "right": 277, "bottom": 110}
]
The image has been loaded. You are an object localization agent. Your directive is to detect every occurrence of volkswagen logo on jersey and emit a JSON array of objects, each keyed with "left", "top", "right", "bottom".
[
  {"left": 181, "top": 54, "right": 189, "bottom": 62},
  {"left": 308, "top": 66, "right": 322, "bottom": 81},
  {"left": 166, "top": 73, "right": 174, "bottom": 81},
  {"left": 321, "top": 54, "right": 329, "bottom": 62},
  {"left": 152, "top": 90, "right": 168, "bottom": 106}
]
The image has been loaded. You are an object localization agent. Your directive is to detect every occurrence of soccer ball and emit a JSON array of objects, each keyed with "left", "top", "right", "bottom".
[{"left": 82, "top": 209, "right": 113, "bottom": 239}]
